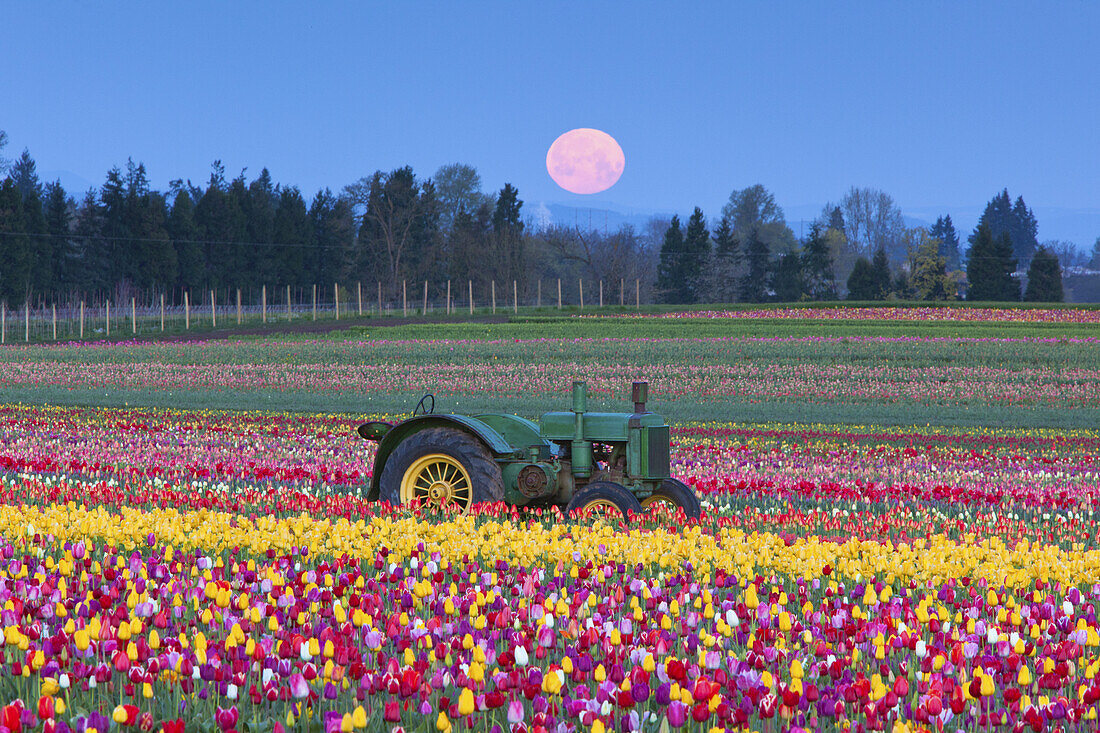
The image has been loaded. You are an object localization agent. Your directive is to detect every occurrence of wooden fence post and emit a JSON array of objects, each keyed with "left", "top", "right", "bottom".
[
  {"left": 537, "top": 280, "right": 541, "bottom": 308},
  {"left": 579, "top": 280, "right": 584, "bottom": 310},
  {"left": 2, "top": 303, "right": 6, "bottom": 343},
  {"left": 334, "top": 283, "right": 340, "bottom": 320},
  {"left": 468, "top": 280, "right": 473, "bottom": 314},
  {"left": 377, "top": 282, "right": 382, "bottom": 315},
  {"left": 620, "top": 278, "right": 624, "bottom": 306},
  {"left": 513, "top": 280, "right": 518, "bottom": 313},
  {"left": 422, "top": 280, "right": 428, "bottom": 315},
  {"left": 237, "top": 289, "right": 242, "bottom": 325},
  {"left": 312, "top": 284, "right": 317, "bottom": 321},
  {"left": 184, "top": 291, "right": 190, "bottom": 329},
  {"left": 357, "top": 281, "right": 362, "bottom": 316},
  {"left": 446, "top": 280, "right": 451, "bottom": 315},
  {"left": 79, "top": 302, "right": 84, "bottom": 339},
  {"left": 636, "top": 279, "right": 640, "bottom": 309},
  {"left": 160, "top": 293, "right": 165, "bottom": 331},
  {"left": 52, "top": 304, "right": 57, "bottom": 340},
  {"left": 261, "top": 285, "right": 267, "bottom": 323},
  {"left": 24, "top": 302, "right": 29, "bottom": 342},
  {"left": 557, "top": 279, "right": 562, "bottom": 309},
  {"left": 491, "top": 281, "right": 496, "bottom": 314},
  {"left": 599, "top": 280, "right": 603, "bottom": 308},
  {"left": 131, "top": 297, "right": 136, "bottom": 334},
  {"left": 210, "top": 290, "right": 216, "bottom": 328},
  {"left": 402, "top": 280, "right": 407, "bottom": 317},
  {"left": 106, "top": 300, "right": 111, "bottom": 337}
]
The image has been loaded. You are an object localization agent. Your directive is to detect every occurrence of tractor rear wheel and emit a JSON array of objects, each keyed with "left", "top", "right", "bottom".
[
  {"left": 640, "top": 478, "right": 702, "bottom": 520},
  {"left": 380, "top": 427, "right": 504, "bottom": 515},
  {"left": 566, "top": 481, "right": 643, "bottom": 521}
]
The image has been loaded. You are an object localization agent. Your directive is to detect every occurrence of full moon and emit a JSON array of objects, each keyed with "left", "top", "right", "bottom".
[{"left": 546, "top": 128, "right": 625, "bottom": 195}]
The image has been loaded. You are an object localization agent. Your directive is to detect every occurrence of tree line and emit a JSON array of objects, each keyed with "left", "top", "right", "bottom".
[
  {"left": 0, "top": 140, "right": 658, "bottom": 305},
  {"left": 655, "top": 184, "right": 1074, "bottom": 304},
  {"left": 0, "top": 130, "right": 1093, "bottom": 305}
]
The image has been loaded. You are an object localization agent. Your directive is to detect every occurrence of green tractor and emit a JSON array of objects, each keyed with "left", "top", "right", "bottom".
[{"left": 357, "top": 381, "right": 699, "bottom": 519}]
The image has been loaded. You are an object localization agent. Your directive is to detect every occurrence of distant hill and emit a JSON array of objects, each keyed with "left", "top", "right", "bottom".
[{"left": 534, "top": 199, "right": 1099, "bottom": 255}]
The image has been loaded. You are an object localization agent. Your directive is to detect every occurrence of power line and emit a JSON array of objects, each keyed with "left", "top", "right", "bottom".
[{"left": 0, "top": 230, "right": 336, "bottom": 250}]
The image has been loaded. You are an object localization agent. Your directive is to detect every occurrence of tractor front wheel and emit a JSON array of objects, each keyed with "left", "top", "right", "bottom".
[
  {"left": 640, "top": 478, "right": 702, "bottom": 520},
  {"left": 566, "top": 481, "right": 643, "bottom": 522},
  {"left": 380, "top": 427, "right": 504, "bottom": 515}
]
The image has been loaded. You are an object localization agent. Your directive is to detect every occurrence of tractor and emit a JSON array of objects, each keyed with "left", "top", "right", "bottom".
[{"left": 356, "top": 381, "right": 699, "bottom": 519}]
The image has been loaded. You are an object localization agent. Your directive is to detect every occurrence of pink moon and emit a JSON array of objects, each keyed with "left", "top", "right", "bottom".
[{"left": 546, "top": 128, "right": 625, "bottom": 195}]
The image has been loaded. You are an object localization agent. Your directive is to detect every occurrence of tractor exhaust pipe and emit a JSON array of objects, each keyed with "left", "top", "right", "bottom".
[
  {"left": 632, "top": 381, "right": 648, "bottom": 413},
  {"left": 571, "top": 381, "right": 591, "bottom": 478}
]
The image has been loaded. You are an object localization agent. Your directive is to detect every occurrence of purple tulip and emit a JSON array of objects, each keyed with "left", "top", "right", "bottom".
[{"left": 666, "top": 701, "right": 688, "bottom": 728}]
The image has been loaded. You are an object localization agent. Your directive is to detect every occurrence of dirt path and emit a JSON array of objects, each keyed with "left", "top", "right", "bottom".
[{"left": 135, "top": 314, "right": 513, "bottom": 343}]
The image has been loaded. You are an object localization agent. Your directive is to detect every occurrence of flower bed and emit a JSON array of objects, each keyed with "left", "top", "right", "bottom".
[{"left": 0, "top": 405, "right": 1098, "bottom": 731}]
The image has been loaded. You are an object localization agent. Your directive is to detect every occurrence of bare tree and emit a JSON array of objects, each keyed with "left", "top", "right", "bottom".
[
  {"left": 0, "top": 130, "right": 9, "bottom": 174},
  {"left": 840, "top": 187, "right": 905, "bottom": 264},
  {"left": 1043, "top": 240, "right": 1084, "bottom": 270},
  {"left": 535, "top": 224, "right": 656, "bottom": 300}
]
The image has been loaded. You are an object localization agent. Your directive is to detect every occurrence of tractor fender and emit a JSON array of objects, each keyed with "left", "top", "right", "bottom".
[{"left": 367, "top": 415, "right": 514, "bottom": 500}]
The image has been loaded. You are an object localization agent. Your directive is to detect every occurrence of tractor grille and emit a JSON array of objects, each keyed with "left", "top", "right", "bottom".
[{"left": 647, "top": 426, "right": 670, "bottom": 478}]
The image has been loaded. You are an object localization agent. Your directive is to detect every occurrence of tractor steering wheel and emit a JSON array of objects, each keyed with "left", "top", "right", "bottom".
[{"left": 413, "top": 393, "right": 435, "bottom": 416}]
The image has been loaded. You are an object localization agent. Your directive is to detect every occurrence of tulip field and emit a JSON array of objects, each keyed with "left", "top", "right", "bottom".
[{"left": 1, "top": 307, "right": 1099, "bottom": 732}]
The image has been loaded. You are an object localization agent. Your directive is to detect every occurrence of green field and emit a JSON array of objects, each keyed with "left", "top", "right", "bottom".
[{"left": 0, "top": 311, "right": 1096, "bottom": 428}]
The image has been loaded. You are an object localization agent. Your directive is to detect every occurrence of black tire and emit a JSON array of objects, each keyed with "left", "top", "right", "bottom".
[
  {"left": 642, "top": 478, "right": 702, "bottom": 520},
  {"left": 379, "top": 427, "right": 504, "bottom": 512},
  {"left": 566, "top": 481, "right": 643, "bottom": 521}
]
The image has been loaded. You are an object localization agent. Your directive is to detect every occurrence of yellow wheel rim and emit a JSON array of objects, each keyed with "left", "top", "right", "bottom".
[
  {"left": 579, "top": 498, "right": 624, "bottom": 516},
  {"left": 641, "top": 494, "right": 678, "bottom": 509},
  {"left": 400, "top": 453, "right": 473, "bottom": 513}
]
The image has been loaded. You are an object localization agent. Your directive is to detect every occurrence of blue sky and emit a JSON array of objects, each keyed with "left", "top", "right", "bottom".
[{"left": 3, "top": 2, "right": 1099, "bottom": 245}]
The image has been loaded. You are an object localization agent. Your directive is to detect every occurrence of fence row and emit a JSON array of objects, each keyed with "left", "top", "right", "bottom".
[{"left": 0, "top": 278, "right": 645, "bottom": 344}]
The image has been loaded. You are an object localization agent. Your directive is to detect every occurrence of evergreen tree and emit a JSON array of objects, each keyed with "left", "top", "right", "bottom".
[
  {"left": 492, "top": 184, "right": 525, "bottom": 290},
  {"left": 309, "top": 188, "right": 354, "bottom": 287},
  {"left": 194, "top": 161, "right": 246, "bottom": 287},
  {"left": 122, "top": 160, "right": 175, "bottom": 289},
  {"left": 97, "top": 167, "right": 128, "bottom": 290},
  {"left": 929, "top": 215, "right": 961, "bottom": 271},
  {"left": 846, "top": 257, "right": 878, "bottom": 300},
  {"left": 681, "top": 207, "right": 710, "bottom": 303},
  {"left": 74, "top": 190, "right": 106, "bottom": 293},
  {"left": 43, "top": 181, "right": 74, "bottom": 292},
  {"left": 801, "top": 223, "right": 836, "bottom": 299},
  {"left": 966, "top": 223, "right": 1019, "bottom": 301},
  {"left": 707, "top": 216, "right": 740, "bottom": 303},
  {"left": 739, "top": 226, "right": 772, "bottom": 302},
  {"left": 273, "top": 187, "right": 310, "bottom": 286},
  {"left": 168, "top": 191, "right": 203, "bottom": 289},
  {"left": 1024, "top": 246, "right": 1063, "bottom": 302},
  {"left": 10, "top": 149, "right": 40, "bottom": 201},
  {"left": 826, "top": 206, "right": 845, "bottom": 234},
  {"left": 0, "top": 180, "right": 32, "bottom": 303},
  {"left": 21, "top": 185, "right": 51, "bottom": 296},
  {"left": 247, "top": 169, "right": 279, "bottom": 286},
  {"left": 1010, "top": 196, "right": 1039, "bottom": 266},
  {"left": 871, "top": 246, "right": 891, "bottom": 299},
  {"left": 771, "top": 252, "right": 804, "bottom": 302},
  {"left": 971, "top": 189, "right": 1038, "bottom": 270},
  {"left": 656, "top": 215, "right": 685, "bottom": 303}
]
